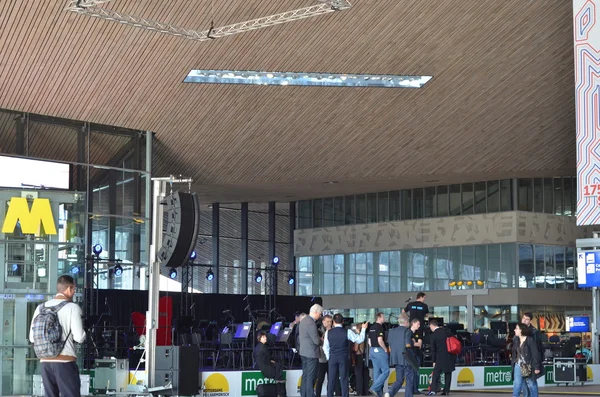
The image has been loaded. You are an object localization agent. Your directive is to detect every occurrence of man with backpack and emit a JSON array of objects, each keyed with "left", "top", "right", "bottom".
[{"left": 29, "top": 275, "right": 86, "bottom": 397}]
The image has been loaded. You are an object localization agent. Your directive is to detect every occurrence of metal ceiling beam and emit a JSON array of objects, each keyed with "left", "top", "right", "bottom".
[{"left": 66, "top": 0, "right": 351, "bottom": 42}]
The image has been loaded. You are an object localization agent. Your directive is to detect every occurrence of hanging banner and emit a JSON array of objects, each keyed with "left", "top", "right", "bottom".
[{"left": 575, "top": 0, "right": 600, "bottom": 225}]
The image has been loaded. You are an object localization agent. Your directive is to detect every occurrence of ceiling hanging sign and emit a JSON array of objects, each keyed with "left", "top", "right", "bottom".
[{"left": 575, "top": 0, "right": 600, "bottom": 225}]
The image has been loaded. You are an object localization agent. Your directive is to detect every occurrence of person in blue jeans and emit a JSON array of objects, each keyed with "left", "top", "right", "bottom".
[
  {"left": 368, "top": 313, "right": 390, "bottom": 397},
  {"left": 511, "top": 323, "right": 541, "bottom": 397}
]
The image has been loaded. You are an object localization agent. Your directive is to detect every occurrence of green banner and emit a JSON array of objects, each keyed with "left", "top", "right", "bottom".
[
  {"left": 483, "top": 366, "right": 513, "bottom": 386},
  {"left": 241, "top": 371, "right": 287, "bottom": 396}
]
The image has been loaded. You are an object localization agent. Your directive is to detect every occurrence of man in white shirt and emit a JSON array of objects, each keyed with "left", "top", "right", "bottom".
[
  {"left": 30, "top": 275, "right": 86, "bottom": 397},
  {"left": 323, "top": 313, "right": 368, "bottom": 397}
]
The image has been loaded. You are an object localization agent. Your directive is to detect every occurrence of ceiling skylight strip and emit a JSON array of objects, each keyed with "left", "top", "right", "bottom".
[{"left": 184, "top": 70, "right": 433, "bottom": 88}]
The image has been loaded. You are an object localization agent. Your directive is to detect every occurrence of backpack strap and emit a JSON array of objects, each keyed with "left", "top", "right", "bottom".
[{"left": 48, "top": 301, "right": 73, "bottom": 347}]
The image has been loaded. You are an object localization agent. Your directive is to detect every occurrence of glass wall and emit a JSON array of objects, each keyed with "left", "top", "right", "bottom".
[
  {"left": 518, "top": 244, "right": 575, "bottom": 289},
  {"left": 297, "top": 177, "right": 576, "bottom": 229},
  {"left": 297, "top": 243, "right": 517, "bottom": 296}
]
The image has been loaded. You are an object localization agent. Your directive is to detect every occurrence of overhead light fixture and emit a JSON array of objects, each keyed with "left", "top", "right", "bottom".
[
  {"left": 206, "top": 268, "right": 214, "bottom": 281},
  {"left": 184, "top": 70, "right": 432, "bottom": 88},
  {"left": 114, "top": 264, "right": 123, "bottom": 277},
  {"left": 169, "top": 268, "right": 178, "bottom": 279},
  {"left": 66, "top": 1, "right": 351, "bottom": 42},
  {"left": 255, "top": 271, "right": 263, "bottom": 283}
]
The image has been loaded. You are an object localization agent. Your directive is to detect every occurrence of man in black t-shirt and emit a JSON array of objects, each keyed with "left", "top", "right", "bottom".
[
  {"left": 368, "top": 313, "right": 389, "bottom": 397},
  {"left": 403, "top": 292, "right": 429, "bottom": 327}
]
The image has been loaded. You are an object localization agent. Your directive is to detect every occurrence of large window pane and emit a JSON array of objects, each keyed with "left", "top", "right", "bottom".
[
  {"left": 434, "top": 247, "right": 450, "bottom": 290},
  {"left": 367, "top": 193, "right": 377, "bottom": 223},
  {"left": 356, "top": 194, "right": 366, "bottom": 224},
  {"left": 535, "top": 245, "right": 545, "bottom": 288},
  {"left": 389, "top": 191, "right": 400, "bottom": 221},
  {"left": 333, "top": 196, "right": 344, "bottom": 225},
  {"left": 437, "top": 185, "right": 449, "bottom": 217},
  {"left": 474, "top": 245, "right": 486, "bottom": 282},
  {"left": 449, "top": 184, "right": 461, "bottom": 216},
  {"left": 566, "top": 247, "right": 575, "bottom": 289},
  {"left": 518, "top": 244, "right": 534, "bottom": 288},
  {"left": 378, "top": 251, "right": 390, "bottom": 292},
  {"left": 474, "top": 182, "right": 487, "bottom": 214},
  {"left": 500, "top": 179, "right": 513, "bottom": 211},
  {"left": 424, "top": 187, "right": 436, "bottom": 218},
  {"left": 377, "top": 192, "right": 389, "bottom": 222},
  {"left": 462, "top": 183, "right": 474, "bottom": 214},
  {"left": 555, "top": 246, "right": 565, "bottom": 289},
  {"left": 501, "top": 243, "right": 516, "bottom": 288},
  {"left": 544, "top": 246, "right": 555, "bottom": 289},
  {"left": 323, "top": 198, "right": 334, "bottom": 227},
  {"left": 533, "top": 178, "right": 543, "bottom": 213},
  {"left": 401, "top": 190, "right": 412, "bottom": 220},
  {"left": 298, "top": 200, "right": 312, "bottom": 229},
  {"left": 487, "top": 244, "right": 501, "bottom": 288},
  {"left": 543, "top": 178, "right": 553, "bottom": 214},
  {"left": 554, "top": 177, "right": 563, "bottom": 215},
  {"left": 413, "top": 188, "right": 424, "bottom": 219},
  {"left": 518, "top": 179, "right": 533, "bottom": 212},
  {"left": 345, "top": 195, "right": 355, "bottom": 225},
  {"left": 563, "top": 178, "right": 573, "bottom": 216},
  {"left": 487, "top": 181, "right": 500, "bottom": 213},
  {"left": 461, "top": 246, "right": 475, "bottom": 281},
  {"left": 313, "top": 199, "right": 322, "bottom": 227}
]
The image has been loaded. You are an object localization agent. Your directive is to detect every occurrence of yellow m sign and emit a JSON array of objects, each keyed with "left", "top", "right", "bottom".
[{"left": 2, "top": 197, "right": 57, "bottom": 235}]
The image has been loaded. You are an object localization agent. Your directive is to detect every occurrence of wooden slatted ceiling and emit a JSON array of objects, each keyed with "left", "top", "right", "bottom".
[{"left": 0, "top": 0, "right": 577, "bottom": 203}]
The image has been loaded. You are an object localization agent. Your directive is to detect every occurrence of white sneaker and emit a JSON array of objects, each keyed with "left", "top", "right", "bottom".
[{"left": 384, "top": 393, "right": 390, "bottom": 397}]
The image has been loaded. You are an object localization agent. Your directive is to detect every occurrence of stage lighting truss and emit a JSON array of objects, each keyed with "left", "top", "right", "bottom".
[{"left": 65, "top": 0, "right": 352, "bottom": 42}]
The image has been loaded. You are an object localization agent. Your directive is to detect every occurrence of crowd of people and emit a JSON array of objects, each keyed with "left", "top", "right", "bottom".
[{"left": 253, "top": 293, "right": 546, "bottom": 397}]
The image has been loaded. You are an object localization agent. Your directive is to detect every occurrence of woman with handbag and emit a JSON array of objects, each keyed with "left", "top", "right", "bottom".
[{"left": 511, "top": 323, "right": 541, "bottom": 397}]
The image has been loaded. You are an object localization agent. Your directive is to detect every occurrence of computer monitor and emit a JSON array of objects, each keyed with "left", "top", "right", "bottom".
[
  {"left": 270, "top": 322, "right": 283, "bottom": 336},
  {"left": 277, "top": 327, "right": 292, "bottom": 343},
  {"left": 234, "top": 322, "right": 252, "bottom": 339}
]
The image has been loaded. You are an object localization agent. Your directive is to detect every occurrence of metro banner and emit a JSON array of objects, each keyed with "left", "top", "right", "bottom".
[
  {"left": 575, "top": 0, "right": 600, "bottom": 225},
  {"left": 126, "top": 365, "right": 600, "bottom": 395}
]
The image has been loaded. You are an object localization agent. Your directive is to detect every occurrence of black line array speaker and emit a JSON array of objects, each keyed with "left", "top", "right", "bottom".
[
  {"left": 155, "top": 346, "right": 200, "bottom": 395},
  {"left": 157, "top": 191, "right": 199, "bottom": 268}
]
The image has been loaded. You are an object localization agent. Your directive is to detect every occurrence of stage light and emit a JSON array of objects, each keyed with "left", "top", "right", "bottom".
[
  {"left": 169, "top": 268, "right": 177, "bottom": 279},
  {"left": 114, "top": 264, "right": 123, "bottom": 277},
  {"left": 190, "top": 251, "right": 197, "bottom": 260},
  {"left": 92, "top": 244, "right": 103, "bottom": 256},
  {"left": 288, "top": 273, "right": 295, "bottom": 285},
  {"left": 255, "top": 271, "right": 263, "bottom": 283},
  {"left": 11, "top": 264, "right": 18, "bottom": 272},
  {"left": 71, "top": 266, "right": 80, "bottom": 275},
  {"left": 206, "top": 268, "right": 214, "bottom": 281},
  {"left": 272, "top": 256, "right": 280, "bottom": 266}
]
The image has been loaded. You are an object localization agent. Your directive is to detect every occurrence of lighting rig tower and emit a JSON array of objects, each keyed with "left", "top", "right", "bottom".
[{"left": 82, "top": 243, "right": 126, "bottom": 370}]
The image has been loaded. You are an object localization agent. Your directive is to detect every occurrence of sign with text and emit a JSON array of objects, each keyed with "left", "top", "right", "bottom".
[
  {"left": 484, "top": 367, "right": 512, "bottom": 386},
  {"left": 2, "top": 197, "right": 56, "bottom": 235},
  {"left": 567, "top": 316, "right": 590, "bottom": 332},
  {"left": 577, "top": 251, "right": 600, "bottom": 287},
  {"left": 575, "top": 0, "right": 600, "bottom": 225}
]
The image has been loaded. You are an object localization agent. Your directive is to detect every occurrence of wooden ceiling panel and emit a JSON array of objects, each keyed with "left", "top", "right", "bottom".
[{"left": 0, "top": 0, "right": 578, "bottom": 202}]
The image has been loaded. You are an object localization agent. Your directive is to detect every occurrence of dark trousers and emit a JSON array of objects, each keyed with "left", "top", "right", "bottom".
[
  {"left": 300, "top": 356, "right": 319, "bottom": 397},
  {"left": 388, "top": 364, "right": 414, "bottom": 397},
  {"left": 413, "top": 355, "right": 422, "bottom": 392},
  {"left": 316, "top": 362, "right": 341, "bottom": 397},
  {"left": 430, "top": 367, "right": 451, "bottom": 395},
  {"left": 328, "top": 355, "right": 348, "bottom": 397},
  {"left": 41, "top": 361, "right": 81, "bottom": 397},
  {"left": 354, "top": 354, "right": 369, "bottom": 396}
]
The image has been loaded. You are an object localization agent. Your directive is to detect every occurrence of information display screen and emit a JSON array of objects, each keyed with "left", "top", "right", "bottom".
[{"left": 566, "top": 316, "right": 590, "bottom": 332}]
